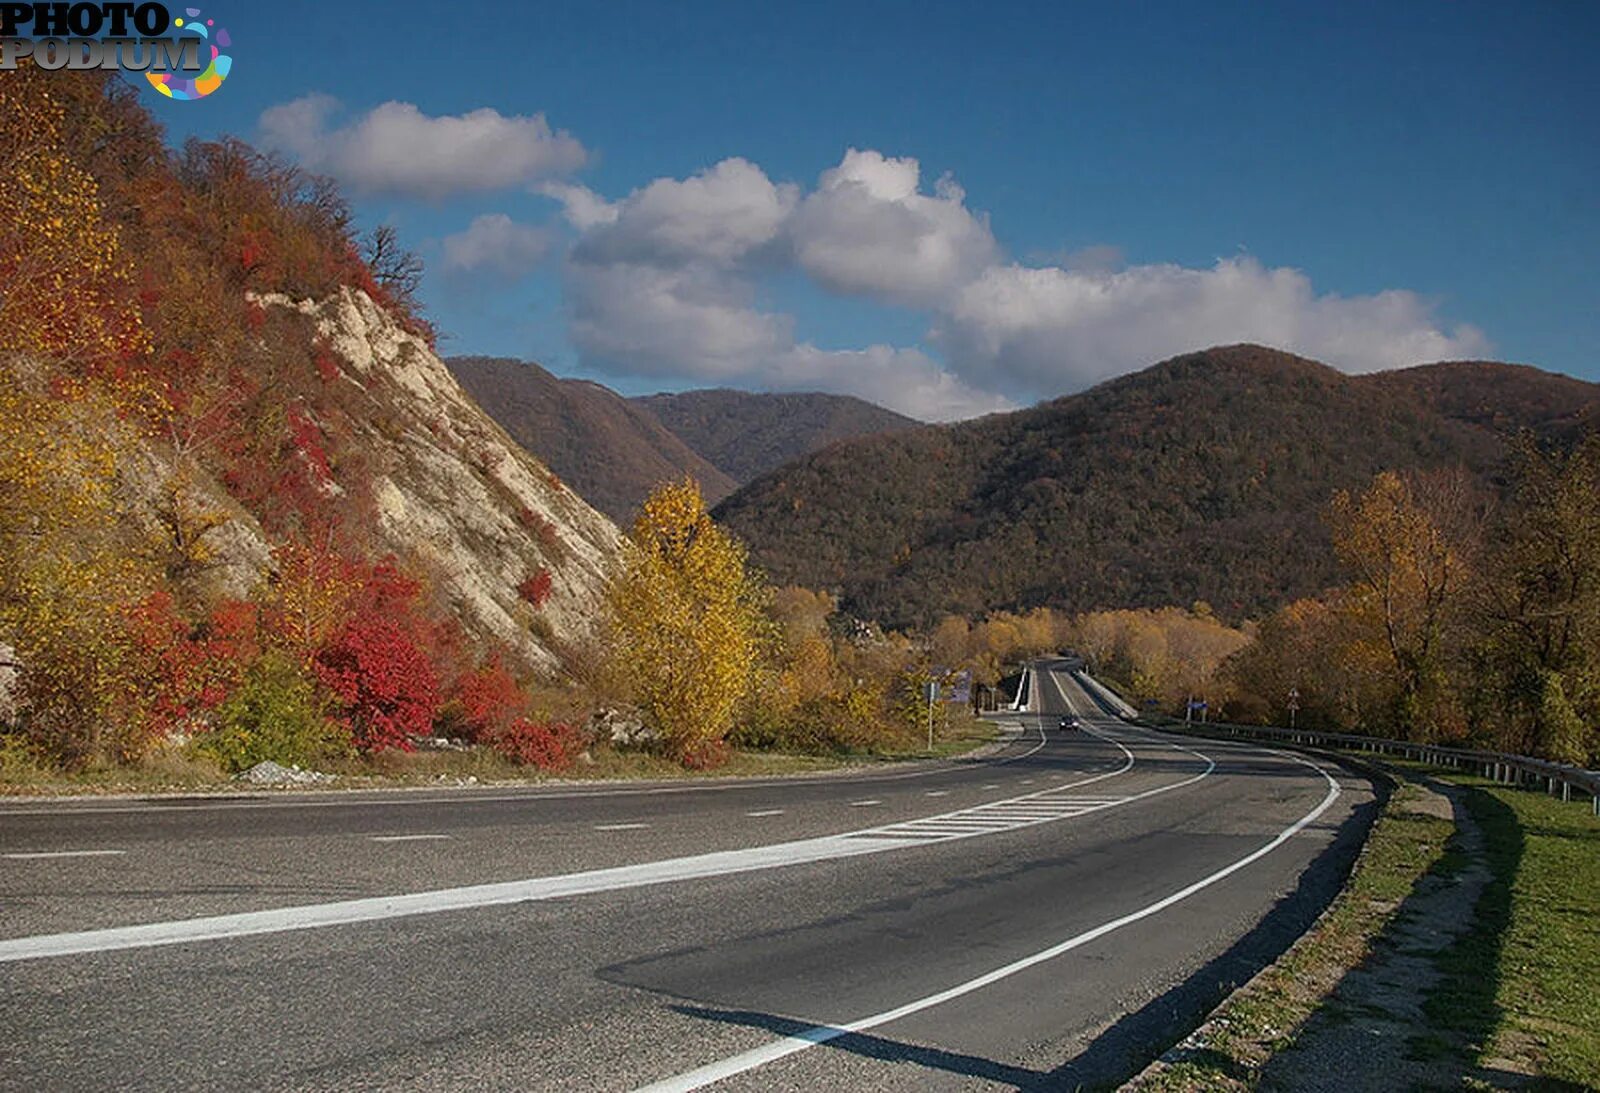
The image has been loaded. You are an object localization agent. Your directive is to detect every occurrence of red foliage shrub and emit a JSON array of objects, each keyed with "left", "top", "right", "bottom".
[
  {"left": 122, "top": 592, "right": 260, "bottom": 740},
  {"left": 313, "top": 346, "right": 340, "bottom": 383},
  {"left": 493, "top": 718, "right": 578, "bottom": 770},
  {"left": 680, "top": 739, "right": 732, "bottom": 770},
  {"left": 457, "top": 654, "right": 524, "bottom": 740},
  {"left": 517, "top": 569, "right": 554, "bottom": 609},
  {"left": 314, "top": 613, "right": 440, "bottom": 752}
]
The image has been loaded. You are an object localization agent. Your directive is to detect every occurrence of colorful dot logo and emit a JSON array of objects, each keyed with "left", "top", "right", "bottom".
[{"left": 147, "top": 8, "right": 232, "bottom": 100}]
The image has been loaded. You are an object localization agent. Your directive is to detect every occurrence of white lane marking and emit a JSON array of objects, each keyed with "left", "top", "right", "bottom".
[
  {"left": 594, "top": 823, "right": 650, "bottom": 831},
  {"left": 632, "top": 750, "right": 1343, "bottom": 1093},
  {"left": 0, "top": 721, "right": 1118, "bottom": 964},
  {"left": 924, "top": 791, "right": 949, "bottom": 798},
  {"left": 849, "top": 800, "right": 882, "bottom": 808},
  {"left": 1020, "top": 779, "right": 1035, "bottom": 785},
  {"left": 745, "top": 809, "right": 784, "bottom": 818},
  {"left": 850, "top": 727, "right": 1205, "bottom": 845},
  {"left": 982, "top": 784, "right": 1000, "bottom": 790},
  {"left": 368, "top": 834, "right": 451, "bottom": 843},
  {"left": 3, "top": 849, "right": 126, "bottom": 860}
]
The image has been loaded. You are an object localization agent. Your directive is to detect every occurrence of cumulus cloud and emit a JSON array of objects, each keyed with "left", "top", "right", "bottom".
[
  {"left": 259, "top": 95, "right": 586, "bottom": 200},
  {"left": 571, "top": 158, "right": 797, "bottom": 268},
  {"left": 938, "top": 256, "right": 1491, "bottom": 394},
  {"left": 441, "top": 214, "right": 551, "bottom": 278},
  {"left": 770, "top": 344, "right": 1014, "bottom": 421},
  {"left": 541, "top": 146, "right": 1486, "bottom": 420},
  {"left": 788, "top": 149, "right": 999, "bottom": 306},
  {"left": 566, "top": 261, "right": 792, "bottom": 380}
]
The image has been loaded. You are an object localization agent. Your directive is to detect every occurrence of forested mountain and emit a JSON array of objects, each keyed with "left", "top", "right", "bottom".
[
  {"left": 714, "top": 345, "right": 1600, "bottom": 627},
  {"left": 634, "top": 389, "right": 917, "bottom": 484},
  {"left": 447, "top": 356, "right": 736, "bottom": 522},
  {"left": 446, "top": 366, "right": 917, "bottom": 523}
]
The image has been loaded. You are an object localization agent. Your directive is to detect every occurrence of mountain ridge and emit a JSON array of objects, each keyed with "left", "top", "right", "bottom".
[{"left": 713, "top": 344, "right": 1600, "bottom": 627}]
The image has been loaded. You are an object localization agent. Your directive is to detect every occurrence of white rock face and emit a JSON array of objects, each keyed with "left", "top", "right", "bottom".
[{"left": 258, "top": 288, "right": 621, "bottom": 671}]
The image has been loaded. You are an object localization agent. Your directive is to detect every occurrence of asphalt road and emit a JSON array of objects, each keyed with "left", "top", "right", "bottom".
[{"left": 0, "top": 661, "right": 1376, "bottom": 1090}]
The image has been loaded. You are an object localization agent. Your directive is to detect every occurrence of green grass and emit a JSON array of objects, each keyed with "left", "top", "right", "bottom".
[
  {"left": 1132, "top": 755, "right": 1600, "bottom": 1092},
  {"left": 1431, "top": 780, "right": 1600, "bottom": 1087}
]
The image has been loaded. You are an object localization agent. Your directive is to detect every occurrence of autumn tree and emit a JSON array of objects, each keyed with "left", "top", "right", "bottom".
[
  {"left": 1468, "top": 434, "right": 1600, "bottom": 763},
  {"left": 0, "top": 69, "right": 146, "bottom": 365},
  {"left": 1325, "top": 470, "right": 1479, "bottom": 739},
  {"left": 608, "top": 480, "right": 765, "bottom": 765}
]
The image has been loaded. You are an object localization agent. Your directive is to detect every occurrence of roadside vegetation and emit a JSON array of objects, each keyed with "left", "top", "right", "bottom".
[{"left": 1130, "top": 764, "right": 1600, "bottom": 1091}]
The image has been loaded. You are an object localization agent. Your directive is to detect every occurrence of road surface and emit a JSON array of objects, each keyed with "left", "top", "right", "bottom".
[{"left": 0, "top": 660, "right": 1375, "bottom": 1090}]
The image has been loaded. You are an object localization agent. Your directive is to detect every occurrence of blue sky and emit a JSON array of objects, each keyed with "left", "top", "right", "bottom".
[{"left": 145, "top": 0, "right": 1598, "bottom": 418}]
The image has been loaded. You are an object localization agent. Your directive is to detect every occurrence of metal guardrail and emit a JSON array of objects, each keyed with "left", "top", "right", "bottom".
[{"left": 1147, "top": 717, "right": 1600, "bottom": 815}]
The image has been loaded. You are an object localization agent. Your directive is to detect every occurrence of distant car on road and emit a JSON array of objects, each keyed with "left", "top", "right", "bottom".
[{"left": 1058, "top": 715, "right": 1082, "bottom": 731}]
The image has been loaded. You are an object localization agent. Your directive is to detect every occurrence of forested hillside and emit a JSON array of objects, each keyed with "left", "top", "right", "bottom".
[
  {"left": 0, "top": 71, "right": 616, "bottom": 768},
  {"left": 716, "top": 345, "right": 1600, "bottom": 627},
  {"left": 447, "top": 356, "right": 736, "bottom": 521},
  {"left": 635, "top": 389, "right": 917, "bottom": 484}
]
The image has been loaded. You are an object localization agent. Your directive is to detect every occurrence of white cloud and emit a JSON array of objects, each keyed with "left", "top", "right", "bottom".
[
  {"left": 539, "top": 182, "right": 619, "bottom": 231},
  {"left": 566, "top": 261, "right": 792, "bottom": 380},
  {"left": 770, "top": 344, "right": 1014, "bottom": 421},
  {"left": 259, "top": 95, "right": 586, "bottom": 200},
  {"left": 573, "top": 158, "right": 797, "bottom": 268},
  {"left": 788, "top": 148, "right": 999, "bottom": 307},
  {"left": 442, "top": 214, "right": 551, "bottom": 278},
  {"left": 538, "top": 146, "right": 1486, "bottom": 420},
  {"left": 938, "top": 256, "right": 1491, "bottom": 395}
]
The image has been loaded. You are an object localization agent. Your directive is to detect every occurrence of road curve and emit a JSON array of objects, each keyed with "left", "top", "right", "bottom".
[{"left": 0, "top": 662, "right": 1376, "bottom": 1090}]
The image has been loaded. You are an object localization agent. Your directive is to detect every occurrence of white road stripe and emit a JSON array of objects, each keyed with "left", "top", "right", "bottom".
[
  {"left": 632, "top": 750, "right": 1342, "bottom": 1093},
  {"left": 849, "top": 800, "right": 882, "bottom": 807},
  {"left": 0, "top": 718, "right": 1162, "bottom": 965},
  {"left": 594, "top": 823, "right": 650, "bottom": 831},
  {"left": 924, "top": 791, "right": 949, "bottom": 797},
  {"left": 745, "top": 809, "right": 784, "bottom": 817},
  {"left": 368, "top": 834, "right": 451, "bottom": 843},
  {"left": 3, "top": 849, "right": 126, "bottom": 860}
]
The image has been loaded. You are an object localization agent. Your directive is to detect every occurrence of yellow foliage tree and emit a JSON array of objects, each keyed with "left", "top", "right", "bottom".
[
  {"left": 0, "top": 372, "right": 157, "bottom": 760},
  {"left": 608, "top": 480, "right": 765, "bottom": 764},
  {"left": 0, "top": 69, "right": 146, "bottom": 364},
  {"left": 1326, "top": 470, "right": 1475, "bottom": 738}
]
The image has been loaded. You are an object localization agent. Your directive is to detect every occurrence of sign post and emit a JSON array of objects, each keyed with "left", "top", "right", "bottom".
[{"left": 923, "top": 680, "right": 939, "bottom": 752}]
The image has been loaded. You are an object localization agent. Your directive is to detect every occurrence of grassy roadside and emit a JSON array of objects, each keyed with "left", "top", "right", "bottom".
[
  {"left": 1435, "top": 779, "right": 1600, "bottom": 1087},
  {"left": 1128, "top": 758, "right": 1600, "bottom": 1091},
  {"left": 0, "top": 711, "right": 1002, "bottom": 797}
]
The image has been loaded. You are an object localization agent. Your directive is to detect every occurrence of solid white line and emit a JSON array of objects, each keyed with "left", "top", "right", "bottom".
[
  {"left": 632, "top": 751, "right": 1342, "bottom": 1092},
  {"left": 594, "top": 823, "right": 650, "bottom": 831},
  {"left": 0, "top": 714, "right": 1144, "bottom": 965},
  {"left": 924, "top": 791, "right": 949, "bottom": 797},
  {"left": 3, "top": 849, "right": 126, "bottom": 860},
  {"left": 368, "top": 834, "right": 451, "bottom": 843},
  {"left": 849, "top": 800, "right": 882, "bottom": 807},
  {"left": 745, "top": 809, "right": 784, "bottom": 818}
]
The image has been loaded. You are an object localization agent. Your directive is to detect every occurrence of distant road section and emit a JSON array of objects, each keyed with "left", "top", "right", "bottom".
[{"left": 0, "top": 660, "right": 1374, "bottom": 1091}]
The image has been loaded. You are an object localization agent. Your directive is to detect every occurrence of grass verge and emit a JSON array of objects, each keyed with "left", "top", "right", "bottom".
[
  {"left": 1432, "top": 779, "right": 1600, "bottom": 1088},
  {"left": 0, "top": 714, "right": 1001, "bottom": 797},
  {"left": 1131, "top": 757, "right": 1600, "bottom": 1091},
  {"left": 1131, "top": 767, "right": 1449, "bottom": 1090}
]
